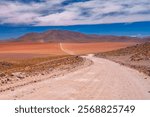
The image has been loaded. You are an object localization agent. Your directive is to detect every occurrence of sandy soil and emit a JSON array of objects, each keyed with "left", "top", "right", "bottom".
[
  {"left": 0, "top": 42, "right": 134, "bottom": 59},
  {"left": 0, "top": 53, "right": 50, "bottom": 59},
  {"left": 61, "top": 42, "right": 135, "bottom": 54},
  {"left": 0, "top": 42, "right": 65, "bottom": 56},
  {"left": 0, "top": 55, "right": 149, "bottom": 100}
]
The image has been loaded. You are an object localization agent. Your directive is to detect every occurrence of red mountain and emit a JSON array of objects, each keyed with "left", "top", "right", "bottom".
[{"left": 7, "top": 30, "right": 148, "bottom": 43}]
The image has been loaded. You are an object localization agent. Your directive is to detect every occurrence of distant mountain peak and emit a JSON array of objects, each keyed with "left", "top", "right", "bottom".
[{"left": 7, "top": 30, "right": 149, "bottom": 43}]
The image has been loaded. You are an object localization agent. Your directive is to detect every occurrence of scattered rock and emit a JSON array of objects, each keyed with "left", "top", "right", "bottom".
[
  {"left": 11, "top": 72, "right": 26, "bottom": 79},
  {"left": 0, "top": 61, "right": 13, "bottom": 67},
  {"left": 0, "top": 72, "right": 6, "bottom": 77}
]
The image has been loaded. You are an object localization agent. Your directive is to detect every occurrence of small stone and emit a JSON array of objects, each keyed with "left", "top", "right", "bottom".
[
  {"left": 41, "top": 73, "right": 45, "bottom": 75},
  {"left": 11, "top": 88, "right": 15, "bottom": 91},
  {"left": 0, "top": 72, "right": 6, "bottom": 77},
  {"left": 11, "top": 72, "right": 26, "bottom": 79}
]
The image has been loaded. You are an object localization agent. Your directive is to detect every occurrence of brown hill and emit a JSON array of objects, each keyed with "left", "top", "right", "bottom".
[
  {"left": 96, "top": 42, "right": 150, "bottom": 76},
  {"left": 96, "top": 42, "right": 150, "bottom": 59},
  {"left": 11, "top": 30, "right": 144, "bottom": 43}
]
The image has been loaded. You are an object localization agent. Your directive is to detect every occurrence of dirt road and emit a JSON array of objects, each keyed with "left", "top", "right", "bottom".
[
  {"left": 0, "top": 54, "right": 149, "bottom": 100},
  {"left": 59, "top": 43, "right": 75, "bottom": 55}
]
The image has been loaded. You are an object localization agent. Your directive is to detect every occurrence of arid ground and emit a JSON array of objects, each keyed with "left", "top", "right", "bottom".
[
  {"left": 96, "top": 42, "right": 150, "bottom": 76},
  {"left": 0, "top": 42, "right": 64, "bottom": 57},
  {"left": 0, "top": 42, "right": 135, "bottom": 57},
  {"left": 60, "top": 42, "right": 135, "bottom": 54},
  {"left": 0, "top": 55, "right": 149, "bottom": 100},
  {"left": 0, "top": 42, "right": 149, "bottom": 100}
]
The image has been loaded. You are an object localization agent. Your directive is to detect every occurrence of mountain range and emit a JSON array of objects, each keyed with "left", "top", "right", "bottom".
[{"left": 2, "top": 30, "right": 150, "bottom": 43}]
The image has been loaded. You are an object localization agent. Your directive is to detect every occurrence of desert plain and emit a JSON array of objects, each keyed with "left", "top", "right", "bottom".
[
  {"left": 0, "top": 40, "right": 149, "bottom": 100},
  {"left": 0, "top": 42, "right": 134, "bottom": 57}
]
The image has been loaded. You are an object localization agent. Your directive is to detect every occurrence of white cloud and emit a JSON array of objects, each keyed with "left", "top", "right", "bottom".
[
  {"left": 0, "top": 0, "right": 150, "bottom": 26},
  {"left": 36, "top": 11, "right": 78, "bottom": 25},
  {"left": 0, "top": 0, "right": 65, "bottom": 24}
]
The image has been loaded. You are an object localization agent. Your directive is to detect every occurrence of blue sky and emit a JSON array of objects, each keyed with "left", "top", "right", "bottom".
[
  {"left": 0, "top": 0, "right": 150, "bottom": 39},
  {"left": 0, "top": 21, "right": 150, "bottom": 39}
]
